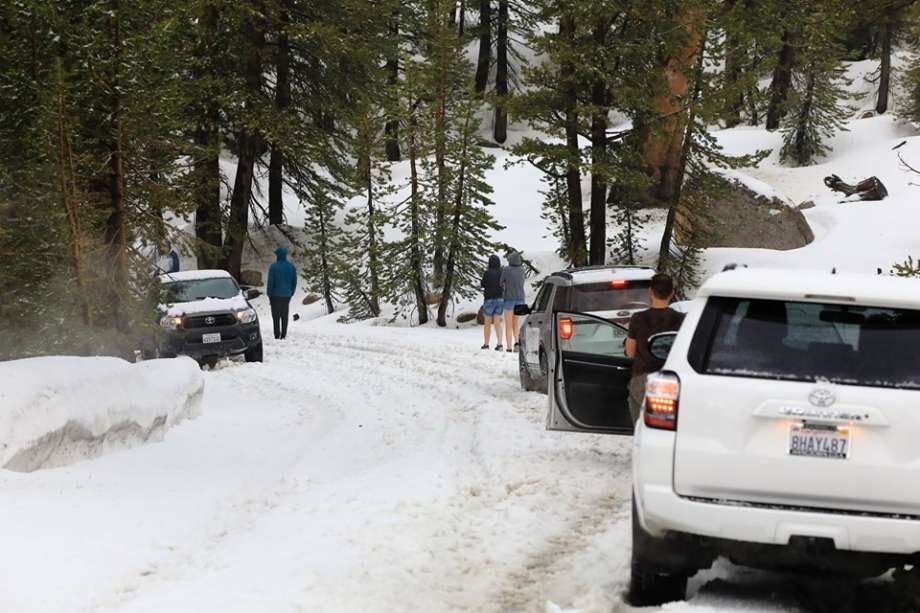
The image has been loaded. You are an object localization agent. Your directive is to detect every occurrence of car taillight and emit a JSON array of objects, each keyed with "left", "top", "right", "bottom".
[
  {"left": 644, "top": 372, "right": 680, "bottom": 430},
  {"left": 559, "top": 317, "right": 574, "bottom": 340}
]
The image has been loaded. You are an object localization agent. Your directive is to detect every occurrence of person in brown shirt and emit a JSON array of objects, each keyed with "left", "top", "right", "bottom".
[{"left": 626, "top": 273, "right": 685, "bottom": 423}]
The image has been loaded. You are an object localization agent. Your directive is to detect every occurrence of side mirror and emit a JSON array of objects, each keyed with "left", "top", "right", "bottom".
[
  {"left": 648, "top": 332, "right": 677, "bottom": 361},
  {"left": 514, "top": 304, "right": 532, "bottom": 316},
  {"left": 244, "top": 288, "right": 262, "bottom": 300}
]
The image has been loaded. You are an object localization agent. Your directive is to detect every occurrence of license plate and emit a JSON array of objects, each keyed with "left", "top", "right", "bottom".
[
  {"left": 202, "top": 333, "right": 221, "bottom": 344},
  {"left": 789, "top": 424, "right": 850, "bottom": 459}
]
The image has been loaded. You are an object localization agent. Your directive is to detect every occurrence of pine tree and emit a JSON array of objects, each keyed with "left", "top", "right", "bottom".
[
  {"left": 435, "top": 93, "right": 505, "bottom": 327},
  {"left": 300, "top": 186, "right": 347, "bottom": 315},
  {"left": 384, "top": 57, "right": 433, "bottom": 325},
  {"left": 339, "top": 102, "right": 395, "bottom": 320},
  {"left": 607, "top": 189, "right": 649, "bottom": 266},
  {"left": 779, "top": 3, "right": 852, "bottom": 167}
]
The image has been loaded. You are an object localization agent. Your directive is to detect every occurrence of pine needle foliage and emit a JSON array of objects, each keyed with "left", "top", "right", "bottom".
[{"left": 779, "top": 2, "right": 853, "bottom": 167}]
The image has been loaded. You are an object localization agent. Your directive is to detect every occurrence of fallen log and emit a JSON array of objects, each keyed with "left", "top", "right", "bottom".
[{"left": 823, "top": 174, "right": 888, "bottom": 201}]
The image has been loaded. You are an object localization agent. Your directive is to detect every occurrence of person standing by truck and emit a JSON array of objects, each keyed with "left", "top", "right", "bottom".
[
  {"left": 625, "top": 273, "right": 684, "bottom": 423},
  {"left": 480, "top": 255, "right": 504, "bottom": 350},
  {"left": 266, "top": 247, "right": 297, "bottom": 340},
  {"left": 500, "top": 251, "right": 526, "bottom": 353}
]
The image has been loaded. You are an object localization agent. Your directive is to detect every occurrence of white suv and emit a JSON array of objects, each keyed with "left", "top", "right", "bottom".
[{"left": 546, "top": 267, "right": 920, "bottom": 605}]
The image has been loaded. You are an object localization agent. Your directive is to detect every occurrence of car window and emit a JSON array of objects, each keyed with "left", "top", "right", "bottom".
[
  {"left": 536, "top": 285, "right": 553, "bottom": 312},
  {"left": 531, "top": 284, "right": 550, "bottom": 313},
  {"left": 690, "top": 297, "right": 920, "bottom": 390},
  {"left": 559, "top": 314, "right": 628, "bottom": 358},
  {"left": 571, "top": 281, "right": 651, "bottom": 312},
  {"left": 162, "top": 278, "right": 240, "bottom": 303}
]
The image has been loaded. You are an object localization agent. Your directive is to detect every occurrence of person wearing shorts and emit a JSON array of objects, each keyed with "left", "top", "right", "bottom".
[
  {"left": 480, "top": 255, "right": 504, "bottom": 350},
  {"left": 500, "top": 251, "right": 526, "bottom": 352}
]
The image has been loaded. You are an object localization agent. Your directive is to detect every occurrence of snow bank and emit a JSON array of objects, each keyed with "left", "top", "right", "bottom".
[{"left": 0, "top": 356, "right": 204, "bottom": 472}]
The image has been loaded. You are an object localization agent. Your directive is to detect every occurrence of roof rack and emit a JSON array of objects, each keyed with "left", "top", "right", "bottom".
[{"left": 551, "top": 264, "right": 655, "bottom": 280}]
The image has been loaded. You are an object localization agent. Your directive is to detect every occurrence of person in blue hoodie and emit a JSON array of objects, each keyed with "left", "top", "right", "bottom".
[{"left": 266, "top": 247, "right": 297, "bottom": 340}]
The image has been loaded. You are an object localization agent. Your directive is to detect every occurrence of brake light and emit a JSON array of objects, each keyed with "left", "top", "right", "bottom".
[
  {"left": 644, "top": 372, "right": 680, "bottom": 430},
  {"left": 610, "top": 279, "right": 628, "bottom": 289},
  {"left": 559, "top": 317, "right": 574, "bottom": 340}
]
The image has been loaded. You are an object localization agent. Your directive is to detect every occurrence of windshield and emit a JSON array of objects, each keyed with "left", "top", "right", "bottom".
[
  {"left": 691, "top": 297, "right": 920, "bottom": 390},
  {"left": 572, "top": 281, "right": 651, "bottom": 312},
  {"left": 162, "top": 278, "right": 239, "bottom": 303}
]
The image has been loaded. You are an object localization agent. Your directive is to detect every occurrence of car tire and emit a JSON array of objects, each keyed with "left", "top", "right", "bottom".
[
  {"left": 629, "top": 497, "right": 688, "bottom": 607},
  {"left": 537, "top": 349, "right": 549, "bottom": 395},
  {"left": 245, "top": 341, "right": 263, "bottom": 363},
  {"left": 519, "top": 349, "right": 537, "bottom": 391}
]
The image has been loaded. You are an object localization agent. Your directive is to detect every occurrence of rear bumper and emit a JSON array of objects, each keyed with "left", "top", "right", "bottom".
[
  {"left": 634, "top": 425, "right": 919, "bottom": 575},
  {"left": 637, "top": 485, "right": 919, "bottom": 575},
  {"left": 640, "top": 484, "right": 920, "bottom": 554}
]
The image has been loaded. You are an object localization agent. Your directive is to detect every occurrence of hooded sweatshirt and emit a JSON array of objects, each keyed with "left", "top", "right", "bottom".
[
  {"left": 481, "top": 255, "right": 503, "bottom": 299},
  {"left": 500, "top": 252, "right": 526, "bottom": 301},
  {"left": 266, "top": 247, "right": 297, "bottom": 298}
]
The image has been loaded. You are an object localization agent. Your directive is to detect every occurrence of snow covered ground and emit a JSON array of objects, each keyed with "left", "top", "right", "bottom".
[
  {"left": 5, "top": 57, "right": 920, "bottom": 612},
  {"left": 0, "top": 305, "right": 843, "bottom": 613},
  {"left": 0, "top": 356, "right": 203, "bottom": 472}
]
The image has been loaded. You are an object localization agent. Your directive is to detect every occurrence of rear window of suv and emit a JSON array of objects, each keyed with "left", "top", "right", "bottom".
[
  {"left": 689, "top": 297, "right": 920, "bottom": 390},
  {"left": 572, "top": 281, "right": 651, "bottom": 312}
]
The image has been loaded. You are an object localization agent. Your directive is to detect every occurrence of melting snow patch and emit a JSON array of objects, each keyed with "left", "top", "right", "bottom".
[{"left": 0, "top": 356, "right": 204, "bottom": 472}]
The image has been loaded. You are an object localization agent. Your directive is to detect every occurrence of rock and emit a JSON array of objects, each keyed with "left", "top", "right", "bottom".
[
  {"left": 797, "top": 200, "right": 816, "bottom": 210},
  {"left": 302, "top": 293, "right": 321, "bottom": 305},
  {"left": 240, "top": 269, "right": 262, "bottom": 287},
  {"left": 456, "top": 312, "right": 479, "bottom": 324},
  {"left": 424, "top": 291, "right": 442, "bottom": 306},
  {"left": 477, "top": 306, "right": 485, "bottom": 325},
  {"left": 689, "top": 175, "right": 814, "bottom": 251}
]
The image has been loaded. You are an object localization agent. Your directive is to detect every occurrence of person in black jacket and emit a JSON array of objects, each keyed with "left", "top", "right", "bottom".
[{"left": 480, "top": 254, "right": 504, "bottom": 350}]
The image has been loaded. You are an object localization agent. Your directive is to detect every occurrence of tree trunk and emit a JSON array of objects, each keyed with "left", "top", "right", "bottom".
[
  {"left": 588, "top": 18, "right": 609, "bottom": 265},
  {"left": 318, "top": 203, "right": 334, "bottom": 314},
  {"left": 766, "top": 29, "right": 795, "bottom": 131},
  {"left": 474, "top": 0, "right": 491, "bottom": 94},
  {"left": 362, "top": 118, "right": 381, "bottom": 317},
  {"left": 268, "top": 1, "right": 291, "bottom": 226},
  {"left": 560, "top": 14, "right": 587, "bottom": 267},
  {"left": 437, "top": 115, "right": 471, "bottom": 328},
  {"left": 384, "top": 13, "right": 401, "bottom": 161},
  {"left": 458, "top": 0, "right": 465, "bottom": 36},
  {"left": 794, "top": 69, "right": 816, "bottom": 165},
  {"left": 658, "top": 33, "right": 707, "bottom": 269},
  {"left": 407, "top": 107, "right": 428, "bottom": 325},
  {"left": 877, "top": 19, "right": 892, "bottom": 115},
  {"left": 639, "top": 7, "right": 705, "bottom": 208},
  {"left": 493, "top": 0, "right": 508, "bottom": 143},
  {"left": 723, "top": 11, "right": 744, "bottom": 128},
  {"left": 432, "top": 3, "right": 449, "bottom": 286},
  {"left": 193, "top": 2, "right": 222, "bottom": 270},
  {"left": 224, "top": 6, "right": 265, "bottom": 280},
  {"left": 106, "top": 0, "right": 129, "bottom": 330},
  {"left": 55, "top": 68, "right": 92, "bottom": 326}
]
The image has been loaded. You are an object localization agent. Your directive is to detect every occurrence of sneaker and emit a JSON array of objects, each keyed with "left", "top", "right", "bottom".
[
  {"left": 513, "top": 343, "right": 520, "bottom": 353},
  {"left": 481, "top": 344, "right": 489, "bottom": 350},
  {"left": 495, "top": 345, "right": 503, "bottom": 351}
]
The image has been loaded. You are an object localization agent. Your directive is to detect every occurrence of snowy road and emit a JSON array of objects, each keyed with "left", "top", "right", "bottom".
[{"left": 1, "top": 314, "right": 906, "bottom": 613}]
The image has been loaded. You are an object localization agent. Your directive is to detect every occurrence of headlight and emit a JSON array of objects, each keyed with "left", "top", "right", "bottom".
[
  {"left": 160, "top": 314, "right": 184, "bottom": 330},
  {"left": 236, "top": 307, "right": 257, "bottom": 324}
]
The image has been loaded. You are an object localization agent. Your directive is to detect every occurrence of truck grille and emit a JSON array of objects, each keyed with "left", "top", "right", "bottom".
[{"left": 186, "top": 313, "right": 236, "bottom": 328}]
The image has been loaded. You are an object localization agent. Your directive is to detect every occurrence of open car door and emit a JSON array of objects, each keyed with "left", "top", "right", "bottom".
[{"left": 547, "top": 311, "right": 634, "bottom": 434}]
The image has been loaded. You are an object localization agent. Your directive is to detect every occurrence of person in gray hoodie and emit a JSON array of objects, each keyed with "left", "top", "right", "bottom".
[{"left": 500, "top": 251, "right": 526, "bottom": 352}]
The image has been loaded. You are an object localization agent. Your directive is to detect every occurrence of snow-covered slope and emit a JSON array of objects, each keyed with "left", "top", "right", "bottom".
[{"left": 0, "top": 356, "right": 204, "bottom": 471}]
